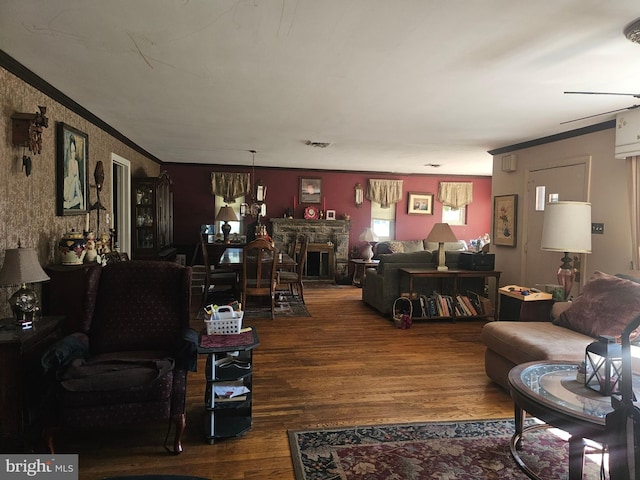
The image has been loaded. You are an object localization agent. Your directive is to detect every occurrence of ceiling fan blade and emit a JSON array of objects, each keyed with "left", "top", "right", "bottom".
[
  {"left": 564, "top": 91, "right": 640, "bottom": 98},
  {"left": 560, "top": 105, "right": 640, "bottom": 125}
]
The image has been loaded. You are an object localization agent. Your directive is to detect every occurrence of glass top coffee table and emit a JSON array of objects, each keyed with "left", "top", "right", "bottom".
[{"left": 508, "top": 361, "right": 624, "bottom": 480}]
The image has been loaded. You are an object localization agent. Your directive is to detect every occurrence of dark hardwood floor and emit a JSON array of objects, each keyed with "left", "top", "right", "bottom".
[{"left": 54, "top": 284, "right": 513, "bottom": 480}]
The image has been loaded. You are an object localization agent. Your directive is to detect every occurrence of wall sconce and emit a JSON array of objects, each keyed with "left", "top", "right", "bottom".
[
  {"left": 355, "top": 183, "right": 364, "bottom": 207},
  {"left": 11, "top": 106, "right": 49, "bottom": 177}
]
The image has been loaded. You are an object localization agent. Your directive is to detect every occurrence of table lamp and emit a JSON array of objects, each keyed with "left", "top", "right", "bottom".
[
  {"left": 0, "top": 243, "right": 50, "bottom": 328},
  {"left": 217, "top": 205, "right": 239, "bottom": 244},
  {"left": 426, "top": 223, "right": 458, "bottom": 271},
  {"left": 541, "top": 201, "right": 591, "bottom": 300},
  {"left": 359, "top": 227, "right": 378, "bottom": 262}
]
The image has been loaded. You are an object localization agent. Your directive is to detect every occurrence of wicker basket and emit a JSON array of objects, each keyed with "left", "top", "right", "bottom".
[
  {"left": 392, "top": 297, "right": 413, "bottom": 328},
  {"left": 204, "top": 305, "right": 244, "bottom": 334}
]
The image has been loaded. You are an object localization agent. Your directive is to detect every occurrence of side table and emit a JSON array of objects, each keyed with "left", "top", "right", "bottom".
[
  {"left": 350, "top": 259, "right": 379, "bottom": 287},
  {"left": 499, "top": 285, "right": 553, "bottom": 321},
  {"left": 0, "top": 315, "right": 64, "bottom": 449},
  {"left": 198, "top": 327, "right": 260, "bottom": 444}
]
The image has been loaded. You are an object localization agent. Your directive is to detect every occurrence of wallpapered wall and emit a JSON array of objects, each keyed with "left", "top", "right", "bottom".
[{"left": 0, "top": 67, "right": 161, "bottom": 319}]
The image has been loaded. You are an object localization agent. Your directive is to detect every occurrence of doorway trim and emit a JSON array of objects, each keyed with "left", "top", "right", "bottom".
[{"left": 111, "top": 153, "right": 131, "bottom": 256}]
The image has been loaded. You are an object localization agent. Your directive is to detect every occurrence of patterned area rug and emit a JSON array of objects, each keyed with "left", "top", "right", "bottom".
[
  {"left": 199, "top": 292, "right": 310, "bottom": 319},
  {"left": 288, "top": 419, "right": 603, "bottom": 479}
]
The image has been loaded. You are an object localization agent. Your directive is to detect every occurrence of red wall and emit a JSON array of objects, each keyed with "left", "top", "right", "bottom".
[{"left": 164, "top": 164, "right": 492, "bottom": 250}]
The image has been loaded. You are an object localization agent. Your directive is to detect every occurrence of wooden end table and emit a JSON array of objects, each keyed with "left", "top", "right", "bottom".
[{"left": 350, "top": 259, "right": 379, "bottom": 287}]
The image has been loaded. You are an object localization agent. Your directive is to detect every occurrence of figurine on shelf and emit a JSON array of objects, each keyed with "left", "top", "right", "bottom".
[{"left": 84, "top": 232, "right": 98, "bottom": 263}]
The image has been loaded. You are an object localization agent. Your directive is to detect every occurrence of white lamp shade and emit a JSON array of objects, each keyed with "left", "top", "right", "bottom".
[
  {"left": 359, "top": 227, "right": 378, "bottom": 243},
  {"left": 541, "top": 202, "right": 592, "bottom": 253}
]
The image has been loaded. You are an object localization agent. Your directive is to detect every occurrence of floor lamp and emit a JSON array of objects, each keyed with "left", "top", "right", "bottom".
[
  {"left": 426, "top": 223, "right": 458, "bottom": 271},
  {"left": 541, "top": 201, "right": 592, "bottom": 300}
]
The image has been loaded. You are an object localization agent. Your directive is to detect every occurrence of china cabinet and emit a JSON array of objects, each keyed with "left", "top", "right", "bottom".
[{"left": 132, "top": 172, "right": 176, "bottom": 260}]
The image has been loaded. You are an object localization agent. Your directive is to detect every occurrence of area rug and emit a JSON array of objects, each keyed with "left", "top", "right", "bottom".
[
  {"left": 288, "top": 419, "right": 603, "bottom": 479},
  {"left": 244, "top": 293, "right": 311, "bottom": 318}
]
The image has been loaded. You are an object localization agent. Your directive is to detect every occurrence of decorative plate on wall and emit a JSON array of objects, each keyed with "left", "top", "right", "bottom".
[{"left": 304, "top": 206, "right": 319, "bottom": 220}]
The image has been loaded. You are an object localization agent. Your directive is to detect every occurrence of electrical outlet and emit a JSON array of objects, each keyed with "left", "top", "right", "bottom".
[{"left": 591, "top": 223, "right": 604, "bottom": 234}]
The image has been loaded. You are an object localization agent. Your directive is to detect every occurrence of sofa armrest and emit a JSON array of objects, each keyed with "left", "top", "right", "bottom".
[{"left": 551, "top": 301, "right": 572, "bottom": 321}]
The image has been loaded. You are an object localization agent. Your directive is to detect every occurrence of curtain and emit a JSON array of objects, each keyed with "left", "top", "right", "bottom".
[
  {"left": 366, "top": 179, "right": 403, "bottom": 208},
  {"left": 210, "top": 172, "right": 251, "bottom": 203},
  {"left": 627, "top": 156, "right": 640, "bottom": 270},
  {"left": 438, "top": 182, "right": 473, "bottom": 208}
]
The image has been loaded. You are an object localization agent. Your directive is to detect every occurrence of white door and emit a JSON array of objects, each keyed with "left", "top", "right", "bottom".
[{"left": 523, "top": 158, "right": 590, "bottom": 293}]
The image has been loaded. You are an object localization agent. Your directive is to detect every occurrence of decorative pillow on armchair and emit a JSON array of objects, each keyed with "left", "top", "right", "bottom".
[{"left": 553, "top": 271, "right": 640, "bottom": 339}]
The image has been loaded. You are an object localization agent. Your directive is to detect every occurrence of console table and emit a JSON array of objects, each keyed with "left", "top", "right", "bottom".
[{"left": 399, "top": 268, "right": 500, "bottom": 320}]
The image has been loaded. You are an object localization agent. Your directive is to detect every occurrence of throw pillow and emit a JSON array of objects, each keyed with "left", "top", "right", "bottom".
[
  {"left": 387, "top": 241, "right": 405, "bottom": 253},
  {"left": 553, "top": 271, "right": 640, "bottom": 339}
]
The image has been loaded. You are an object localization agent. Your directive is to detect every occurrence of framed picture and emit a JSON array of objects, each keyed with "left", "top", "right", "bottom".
[
  {"left": 300, "top": 177, "right": 322, "bottom": 204},
  {"left": 407, "top": 192, "right": 434, "bottom": 215},
  {"left": 56, "top": 123, "right": 89, "bottom": 216},
  {"left": 493, "top": 194, "right": 518, "bottom": 247},
  {"left": 326, "top": 209, "right": 336, "bottom": 220}
]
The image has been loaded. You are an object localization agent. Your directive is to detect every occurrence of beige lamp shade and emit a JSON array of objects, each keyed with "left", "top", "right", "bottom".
[
  {"left": 216, "top": 205, "right": 239, "bottom": 222},
  {"left": 426, "top": 223, "right": 457, "bottom": 271},
  {"left": 0, "top": 246, "right": 50, "bottom": 286},
  {"left": 426, "top": 223, "right": 458, "bottom": 243}
]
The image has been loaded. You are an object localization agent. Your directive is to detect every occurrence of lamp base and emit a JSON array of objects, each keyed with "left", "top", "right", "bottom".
[
  {"left": 221, "top": 222, "right": 232, "bottom": 244},
  {"left": 437, "top": 265, "right": 449, "bottom": 271},
  {"left": 361, "top": 244, "right": 374, "bottom": 262},
  {"left": 557, "top": 252, "right": 574, "bottom": 300},
  {"left": 9, "top": 285, "right": 39, "bottom": 329}
]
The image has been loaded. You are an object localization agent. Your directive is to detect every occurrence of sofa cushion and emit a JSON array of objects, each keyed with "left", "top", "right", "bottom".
[
  {"left": 553, "top": 271, "right": 640, "bottom": 339},
  {"left": 481, "top": 321, "right": 591, "bottom": 366},
  {"left": 401, "top": 240, "right": 425, "bottom": 253},
  {"left": 376, "top": 251, "right": 433, "bottom": 273},
  {"left": 424, "top": 240, "right": 467, "bottom": 251}
]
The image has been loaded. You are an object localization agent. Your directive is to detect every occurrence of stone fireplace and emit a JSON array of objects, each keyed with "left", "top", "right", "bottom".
[{"left": 270, "top": 219, "right": 350, "bottom": 282}]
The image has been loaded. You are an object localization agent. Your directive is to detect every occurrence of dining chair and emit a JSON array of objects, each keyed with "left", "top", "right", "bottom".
[
  {"left": 277, "top": 234, "right": 309, "bottom": 303},
  {"left": 198, "top": 234, "right": 239, "bottom": 313},
  {"left": 241, "top": 238, "right": 278, "bottom": 319}
]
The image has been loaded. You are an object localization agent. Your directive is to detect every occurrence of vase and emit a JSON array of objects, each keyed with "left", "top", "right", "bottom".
[{"left": 58, "top": 229, "right": 87, "bottom": 265}]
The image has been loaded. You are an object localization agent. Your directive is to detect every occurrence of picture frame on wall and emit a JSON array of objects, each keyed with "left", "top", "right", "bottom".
[
  {"left": 493, "top": 194, "right": 518, "bottom": 247},
  {"left": 300, "top": 177, "right": 322, "bottom": 204},
  {"left": 407, "top": 192, "right": 434, "bottom": 215},
  {"left": 56, "top": 122, "right": 89, "bottom": 216}
]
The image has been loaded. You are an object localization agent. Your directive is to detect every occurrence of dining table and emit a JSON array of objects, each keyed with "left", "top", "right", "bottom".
[{"left": 218, "top": 247, "right": 297, "bottom": 272}]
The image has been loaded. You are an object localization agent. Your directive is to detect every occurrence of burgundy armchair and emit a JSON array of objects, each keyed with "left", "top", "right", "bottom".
[{"left": 42, "top": 261, "right": 195, "bottom": 454}]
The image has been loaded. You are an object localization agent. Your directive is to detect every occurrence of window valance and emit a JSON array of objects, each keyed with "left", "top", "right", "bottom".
[
  {"left": 210, "top": 172, "right": 251, "bottom": 203},
  {"left": 366, "top": 179, "right": 404, "bottom": 208},
  {"left": 438, "top": 182, "right": 473, "bottom": 208}
]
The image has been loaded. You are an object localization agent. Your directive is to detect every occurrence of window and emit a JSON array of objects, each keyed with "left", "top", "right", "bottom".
[
  {"left": 214, "top": 195, "right": 243, "bottom": 235},
  {"left": 371, "top": 201, "right": 396, "bottom": 240},
  {"left": 442, "top": 205, "right": 466, "bottom": 226}
]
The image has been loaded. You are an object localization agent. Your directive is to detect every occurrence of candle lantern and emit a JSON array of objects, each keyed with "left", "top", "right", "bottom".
[{"left": 585, "top": 335, "right": 622, "bottom": 395}]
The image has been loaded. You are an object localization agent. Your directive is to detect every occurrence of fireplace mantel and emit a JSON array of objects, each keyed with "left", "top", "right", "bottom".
[{"left": 270, "top": 218, "right": 350, "bottom": 282}]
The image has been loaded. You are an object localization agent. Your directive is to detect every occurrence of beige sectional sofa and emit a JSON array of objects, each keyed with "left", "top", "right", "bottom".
[{"left": 482, "top": 271, "right": 640, "bottom": 389}]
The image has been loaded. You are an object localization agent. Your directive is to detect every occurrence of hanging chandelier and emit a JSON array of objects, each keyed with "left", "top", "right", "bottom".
[{"left": 240, "top": 150, "right": 267, "bottom": 219}]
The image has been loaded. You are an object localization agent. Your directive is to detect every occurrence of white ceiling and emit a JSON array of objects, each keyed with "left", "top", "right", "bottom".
[{"left": 2, "top": 1, "right": 640, "bottom": 176}]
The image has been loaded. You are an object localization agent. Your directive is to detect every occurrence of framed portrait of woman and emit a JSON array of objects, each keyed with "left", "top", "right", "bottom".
[
  {"left": 56, "top": 123, "right": 89, "bottom": 216},
  {"left": 300, "top": 177, "right": 322, "bottom": 204}
]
